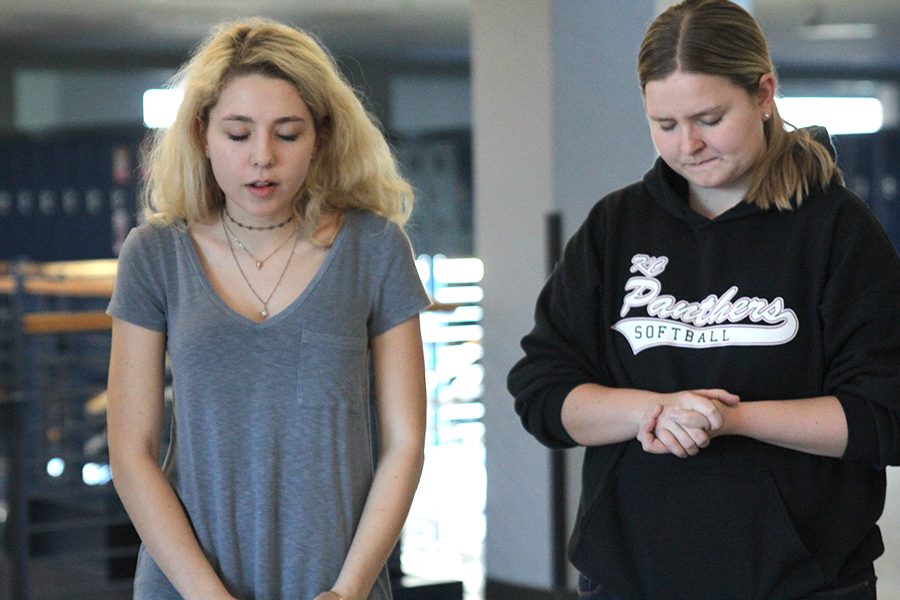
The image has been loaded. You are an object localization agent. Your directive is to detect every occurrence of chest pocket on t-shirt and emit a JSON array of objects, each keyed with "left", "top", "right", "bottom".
[{"left": 297, "top": 329, "right": 369, "bottom": 411}]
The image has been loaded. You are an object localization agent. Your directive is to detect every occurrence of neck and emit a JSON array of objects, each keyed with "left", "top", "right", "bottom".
[{"left": 689, "top": 185, "right": 746, "bottom": 219}]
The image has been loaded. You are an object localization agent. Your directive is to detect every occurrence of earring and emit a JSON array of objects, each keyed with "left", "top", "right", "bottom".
[{"left": 763, "top": 112, "right": 771, "bottom": 120}]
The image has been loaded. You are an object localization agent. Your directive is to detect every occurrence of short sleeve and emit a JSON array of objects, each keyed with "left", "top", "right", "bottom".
[
  {"left": 367, "top": 221, "right": 431, "bottom": 337},
  {"left": 107, "top": 225, "right": 168, "bottom": 332}
]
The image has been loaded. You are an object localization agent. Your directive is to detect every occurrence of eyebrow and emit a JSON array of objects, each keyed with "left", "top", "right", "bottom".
[
  {"left": 648, "top": 106, "right": 723, "bottom": 122},
  {"left": 221, "top": 115, "right": 307, "bottom": 125}
]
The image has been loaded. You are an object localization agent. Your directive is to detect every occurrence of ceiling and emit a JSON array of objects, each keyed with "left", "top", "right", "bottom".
[
  {"left": 0, "top": 0, "right": 470, "bottom": 63},
  {"left": 0, "top": 0, "right": 898, "bottom": 74}
]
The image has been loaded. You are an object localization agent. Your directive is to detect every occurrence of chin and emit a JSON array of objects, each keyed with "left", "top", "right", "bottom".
[{"left": 685, "top": 170, "right": 734, "bottom": 188}]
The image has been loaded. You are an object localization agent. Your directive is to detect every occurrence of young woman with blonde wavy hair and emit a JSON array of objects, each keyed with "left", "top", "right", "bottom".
[
  {"left": 107, "top": 18, "right": 429, "bottom": 600},
  {"left": 509, "top": 1, "right": 899, "bottom": 598}
]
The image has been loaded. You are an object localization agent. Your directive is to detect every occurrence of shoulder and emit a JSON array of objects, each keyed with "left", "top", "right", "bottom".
[
  {"left": 343, "top": 209, "right": 412, "bottom": 250},
  {"left": 593, "top": 179, "right": 650, "bottom": 213},
  {"left": 124, "top": 220, "right": 182, "bottom": 248},
  {"left": 801, "top": 185, "right": 889, "bottom": 238},
  {"left": 802, "top": 183, "right": 864, "bottom": 212},
  {"left": 345, "top": 208, "right": 396, "bottom": 233},
  {"left": 110, "top": 223, "right": 176, "bottom": 324},
  {"left": 802, "top": 185, "right": 899, "bottom": 284},
  {"left": 117, "top": 221, "right": 184, "bottom": 275}
]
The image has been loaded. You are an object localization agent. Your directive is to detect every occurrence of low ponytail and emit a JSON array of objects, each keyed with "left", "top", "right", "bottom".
[{"left": 747, "top": 110, "right": 844, "bottom": 210}]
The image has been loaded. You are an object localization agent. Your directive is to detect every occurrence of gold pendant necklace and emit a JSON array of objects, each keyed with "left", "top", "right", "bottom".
[
  {"left": 223, "top": 218, "right": 298, "bottom": 319},
  {"left": 223, "top": 220, "right": 296, "bottom": 269}
]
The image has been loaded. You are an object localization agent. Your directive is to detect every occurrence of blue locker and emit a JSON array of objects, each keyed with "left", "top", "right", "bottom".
[
  {"left": 871, "top": 130, "right": 900, "bottom": 251},
  {"left": 0, "top": 127, "right": 144, "bottom": 261},
  {"left": 0, "top": 136, "right": 33, "bottom": 261},
  {"left": 834, "top": 130, "right": 899, "bottom": 252}
]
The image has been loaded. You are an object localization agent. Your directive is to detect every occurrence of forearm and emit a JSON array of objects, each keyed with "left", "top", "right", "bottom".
[
  {"left": 330, "top": 317, "right": 427, "bottom": 599},
  {"left": 331, "top": 443, "right": 424, "bottom": 600},
  {"left": 561, "top": 383, "right": 661, "bottom": 446},
  {"left": 562, "top": 384, "right": 742, "bottom": 454},
  {"left": 720, "top": 396, "right": 848, "bottom": 458},
  {"left": 108, "top": 319, "right": 230, "bottom": 598},
  {"left": 112, "top": 454, "right": 233, "bottom": 600}
]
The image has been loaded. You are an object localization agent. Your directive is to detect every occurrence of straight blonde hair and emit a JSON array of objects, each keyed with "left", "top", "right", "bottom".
[
  {"left": 638, "top": 0, "right": 843, "bottom": 210},
  {"left": 142, "top": 18, "right": 413, "bottom": 235}
]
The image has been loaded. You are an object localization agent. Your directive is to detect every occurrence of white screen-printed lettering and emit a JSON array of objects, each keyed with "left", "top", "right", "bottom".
[{"left": 612, "top": 254, "right": 798, "bottom": 354}]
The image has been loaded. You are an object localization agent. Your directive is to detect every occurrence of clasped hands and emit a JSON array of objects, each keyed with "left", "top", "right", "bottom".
[{"left": 636, "top": 389, "right": 740, "bottom": 458}]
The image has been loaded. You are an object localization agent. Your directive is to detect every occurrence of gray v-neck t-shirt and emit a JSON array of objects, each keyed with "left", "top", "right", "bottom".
[{"left": 108, "top": 209, "right": 430, "bottom": 600}]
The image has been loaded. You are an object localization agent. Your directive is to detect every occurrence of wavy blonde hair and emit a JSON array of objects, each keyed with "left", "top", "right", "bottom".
[
  {"left": 638, "top": 0, "right": 843, "bottom": 210},
  {"left": 142, "top": 18, "right": 413, "bottom": 234}
]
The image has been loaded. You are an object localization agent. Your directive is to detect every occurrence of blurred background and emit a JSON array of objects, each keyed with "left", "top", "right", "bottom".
[{"left": 0, "top": 1, "right": 898, "bottom": 599}]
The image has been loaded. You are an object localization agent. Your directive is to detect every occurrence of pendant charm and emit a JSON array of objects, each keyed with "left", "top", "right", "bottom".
[
  {"left": 255, "top": 261, "right": 263, "bottom": 269},
  {"left": 260, "top": 308, "right": 269, "bottom": 318}
]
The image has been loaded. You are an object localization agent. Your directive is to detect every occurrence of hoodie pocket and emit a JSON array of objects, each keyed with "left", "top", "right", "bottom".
[
  {"left": 575, "top": 458, "right": 825, "bottom": 600},
  {"left": 297, "top": 329, "right": 368, "bottom": 411}
]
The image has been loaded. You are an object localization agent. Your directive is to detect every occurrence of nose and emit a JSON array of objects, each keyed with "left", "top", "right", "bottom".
[
  {"left": 680, "top": 125, "right": 705, "bottom": 155},
  {"left": 252, "top": 136, "right": 275, "bottom": 168}
]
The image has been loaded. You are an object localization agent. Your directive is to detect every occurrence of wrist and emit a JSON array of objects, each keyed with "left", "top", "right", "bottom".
[
  {"left": 718, "top": 402, "right": 742, "bottom": 436},
  {"left": 185, "top": 579, "right": 235, "bottom": 600}
]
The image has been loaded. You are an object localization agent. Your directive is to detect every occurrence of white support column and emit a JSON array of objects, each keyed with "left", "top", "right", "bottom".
[
  {"left": 472, "top": 0, "right": 656, "bottom": 594},
  {"left": 472, "top": 2, "right": 556, "bottom": 590}
]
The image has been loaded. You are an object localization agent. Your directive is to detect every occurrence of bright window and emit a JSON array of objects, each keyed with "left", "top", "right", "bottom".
[
  {"left": 776, "top": 96, "right": 883, "bottom": 135},
  {"left": 142, "top": 88, "right": 184, "bottom": 129}
]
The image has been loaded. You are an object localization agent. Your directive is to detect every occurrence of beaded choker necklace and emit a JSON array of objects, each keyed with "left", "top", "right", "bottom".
[{"left": 225, "top": 207, "right": 294, "bottom": 231}]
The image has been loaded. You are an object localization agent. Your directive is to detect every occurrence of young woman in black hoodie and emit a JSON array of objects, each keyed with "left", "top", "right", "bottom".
[{"left": 507, "top": 1, "right": 900, "bottom": 598}]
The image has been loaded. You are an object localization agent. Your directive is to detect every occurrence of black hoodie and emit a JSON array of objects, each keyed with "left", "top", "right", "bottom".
[{"left": 507, "top": 141, "right": 900, "bottom": 599}]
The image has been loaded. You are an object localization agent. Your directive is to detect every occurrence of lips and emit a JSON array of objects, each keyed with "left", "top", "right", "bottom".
[
  {"left": 684, "top": 158, "right": 716, "bottom": 167},
  {"left": 245, "top": 180, "right": 278, "bottom": 198}
]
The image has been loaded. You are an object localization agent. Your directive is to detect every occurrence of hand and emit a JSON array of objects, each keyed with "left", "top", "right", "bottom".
[
  {"left": 654, "top": 405, "right": 711, "bottom": 457},
  {"left": 636, "top": 403, "right": 708, "bottom": 457},
  {"left": 637, "top": 404, "right": 665, "bottom": 453},
  {"left": 637, "top": 389, "right": 740, "bottom": 457},
  {"left": 662, "top": 388, "right": 740, "bottom": 430},
  {"left": 314, "top": 591, "right": 347, "bottom": 600}
]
